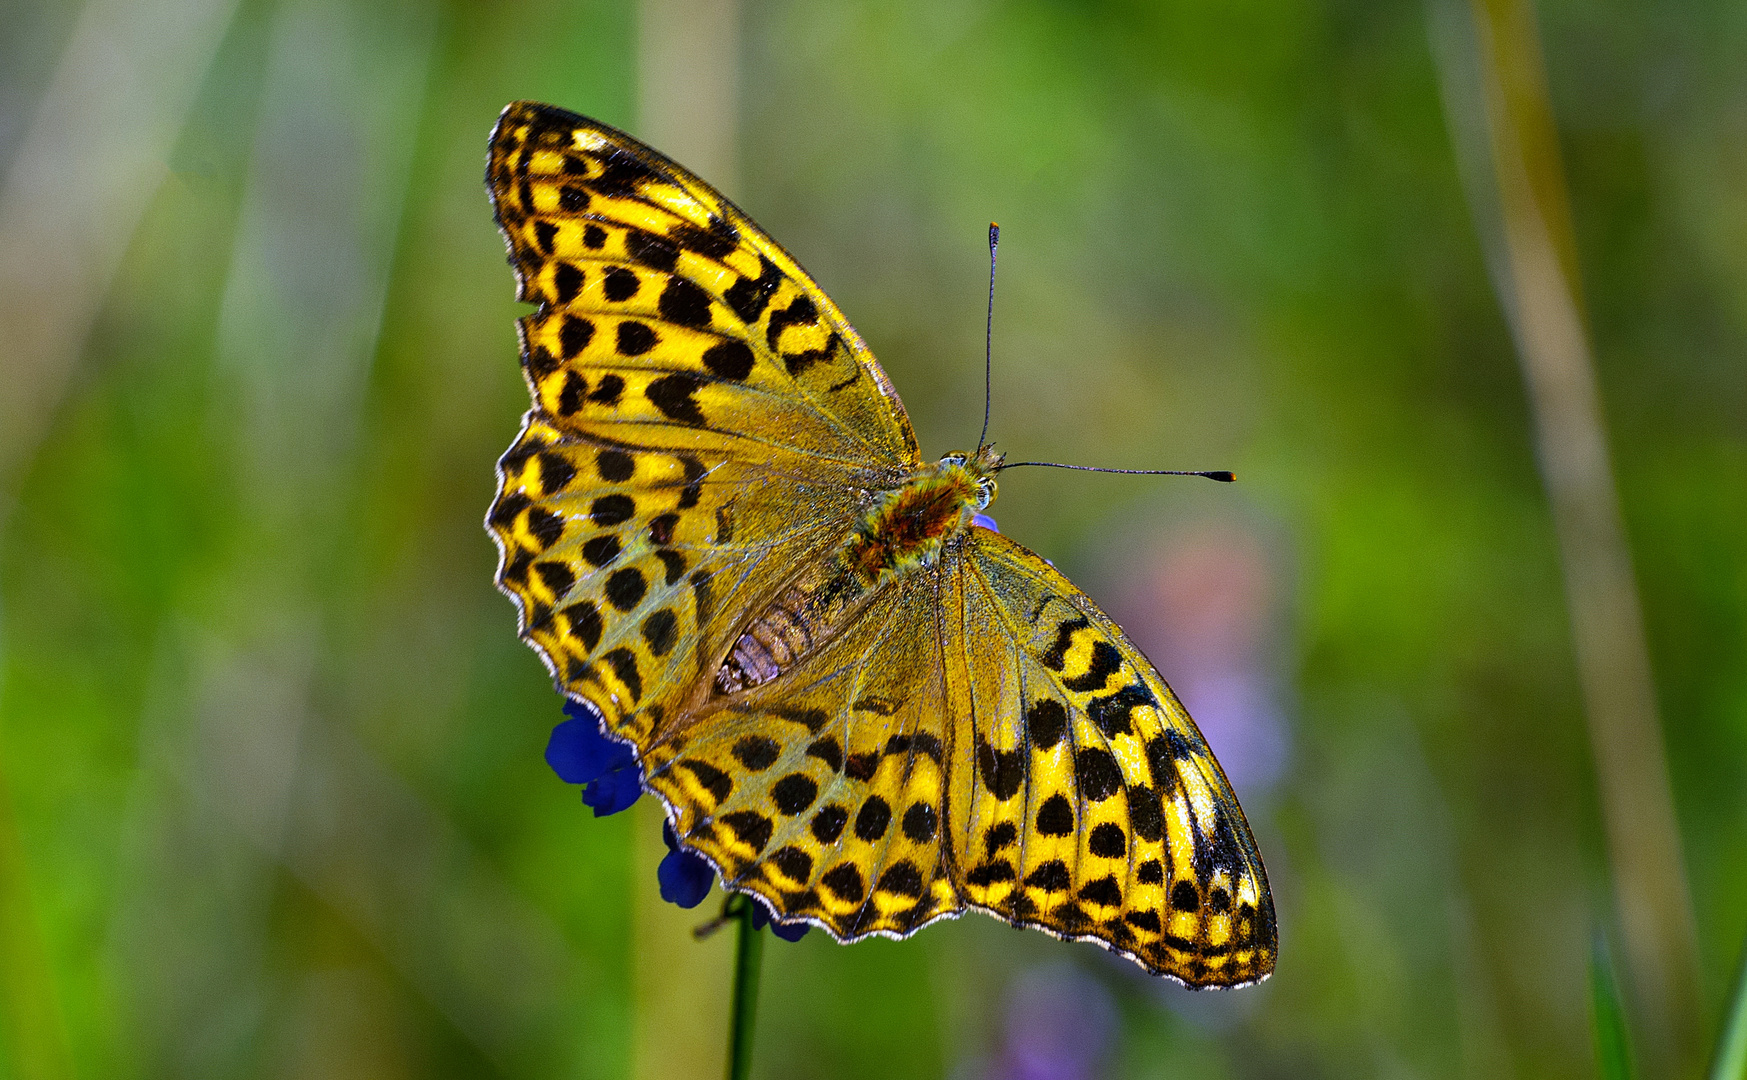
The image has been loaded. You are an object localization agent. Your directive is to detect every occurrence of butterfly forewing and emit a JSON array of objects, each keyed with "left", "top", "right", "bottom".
[
  {"left": 487, "top": 101, "right": 920, "bottom": 469},
  {"left": 486, "top": 101, "right": 922, "bottom": 739}
]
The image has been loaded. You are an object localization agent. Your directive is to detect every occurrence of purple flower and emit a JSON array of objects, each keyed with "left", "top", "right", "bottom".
[
  {"left": 546, "top": 699, "right": 642, "bottom": 817},
  {"left": 749, "top": 900, "right": 812, "bottom": 942},
  {"left": 972, "top": 513, "right": 999, "bottom": 532},
  {"left": 659, "top": 820, "right": 714, "bottom": 908},
  {"left": 545, "top": 700, "right": 808, "bottom": 939}
]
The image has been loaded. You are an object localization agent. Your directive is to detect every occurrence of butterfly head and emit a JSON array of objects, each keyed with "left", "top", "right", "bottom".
[{"left": 938, "top": 446, "right": 1004, "bottom": 511}]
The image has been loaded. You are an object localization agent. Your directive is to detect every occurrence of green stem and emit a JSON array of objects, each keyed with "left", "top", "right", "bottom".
[
  {"left": 1712, "top": 934, "right": 1747, "bottom": 1080},
  {"left": 724, "top": 895, "right": 764, "bottom": 1080}
]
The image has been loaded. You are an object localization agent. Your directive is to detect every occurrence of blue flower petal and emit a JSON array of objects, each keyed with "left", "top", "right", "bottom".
[
  {"left": 972, "top": 512, "right": 999, "bottom": 533},
  {"left": 658, "top": 847, "right": 715, "bottom": 908},
  {"left": 546, "top": 701, "right": 634, "bottom": 784},
  {"left": 748, "top": 899, "right": 810, "bottom": 941},
  {"left": 582, "top": 764, "right": 643, "bottom": 816}
]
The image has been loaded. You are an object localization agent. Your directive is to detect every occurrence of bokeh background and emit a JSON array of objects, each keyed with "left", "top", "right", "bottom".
[{"left": 1, "top": 0, "right": 1743, "bottom": 1077}]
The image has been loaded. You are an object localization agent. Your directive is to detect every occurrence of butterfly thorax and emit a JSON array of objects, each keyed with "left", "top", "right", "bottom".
[
  {"left": 844, "top": 447, "right": 1001, "bottom": 584},
  {"left": 713, "top": 448, "right": 1001, "bottom": 696}
]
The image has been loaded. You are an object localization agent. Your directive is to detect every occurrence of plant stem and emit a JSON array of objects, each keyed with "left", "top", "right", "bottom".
[
  {"left": 1712, "top": 936, "right": 1747, "bottom": 1080},
  {"left": 724, "top": 896, "right": 764, "bottom": 1080}
]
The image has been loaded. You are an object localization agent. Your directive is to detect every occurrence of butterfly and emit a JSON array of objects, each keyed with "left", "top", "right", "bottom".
[{"left": 484, "top": 101, "right": 1276, "bottom": 988}]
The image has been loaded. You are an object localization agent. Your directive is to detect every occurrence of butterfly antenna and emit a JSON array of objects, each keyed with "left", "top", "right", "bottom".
[
  {"left": 976, "top": 222, "right": 999, "bottom": 454},
  {"left": 998, "top": 462, "right": 1236, "bottom": 482}
]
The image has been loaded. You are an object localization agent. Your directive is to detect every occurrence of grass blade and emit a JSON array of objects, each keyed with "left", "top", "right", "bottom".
[
  {"left": 1592, "top": 932, "right": 1636, "bottom": 1080},
  {"left": 1712, "top": 935, "right": 1747, "bottom": 1080}
]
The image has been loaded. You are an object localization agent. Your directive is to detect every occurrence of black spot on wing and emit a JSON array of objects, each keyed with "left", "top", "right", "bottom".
[
  {"left": 589, "top": 151, "right": 659, "bottom": 197},
  {"left": 772, "top": 846, "right": 813, "bottom": 883},
  {"left": 1075, "top": 748, "right": 1123, "bottom": 802},
  {"left": 854, "top": 796, "right": 891, "bottom": 841},
  {"left": 810, "top": 804, "right": 848, "bottom": 843},
  {"left": 589, "top": 373, "right": 624, "bottom": 404},
  {"left": 679, "top": 759, "right": 732, "bottom": 802},
  {"left": 596, "top": 449, "right": 634, "bottom": 481},
  {"left": 1079, "top": 877, "right": 1122, "bottom": 907},
  {"left": 526, "top": 508, "right": 564, "bottom": 548},
  {"left": 626, "top": 228, "right": 679, "bottom": 272},
  {"left": 554, "top": 263, "right": 584, "bottom": 304},
  {"left": 878, "top": 862, "right": 924, "bottom": 897},
  {"left": 642, "top": 608, "right": 678, "bottom": 655},
  {"left": 1027, "top": 699, "right": 1068, "bottom": 751},
  {"left": 724, "top": 256, "right": 781, "bottom": 324},
  {"left": 805, "top": 737, "right": 843, "bottom": 772},
  {"left": 1062, "top": 640, "right": 1122, "bottom": 692},
  {"left": 557, "top": 371, "right": 585, "bottom": 416},
  {"left": 562, "top": 314, "right": 597, "bottom": 358},
  {"left": 534, "top": 561, "right": 575, "bottom": 597},
  {"left": 581, "top": 534, "right": 620, "bottom": 567},
  {"left": 1088, "top": 684, "right": 1155, "bottom": 738},
  {"left": 538, "top": 452, "right": 576, "bottom": 494},
  {"left": 591, "top": 495, "right": 634, "bottom": 526},
  {"left": 1040, "top": 618, "right": 1089, "bottom": 671},
  {"left": 603, "top": 647, "right": 641, "bottom": 701},
  {"left": 670, "top": 218, "right": 738, "bottom": 259},
  {"left": 605, "top": 567, "right": 646, "bottom": 610},
  {"left": 1035, "top": 795, "right": 1074, "bottom": 837},
  {"left": 1089, "top": 822, "right": 1127, "bottom": 858},
  {"left": 603, "top": 266, "right": 640, "bottom": 301},
  {"left": 564, "top": 601, "right": 602, "bottom": 651},
  {"left": 966, "top": 860, "right": 1015, "bottom": 887},
  {"left": 901, "top": 803, "right": 937, "bottom": 843},
  {"left": 773, "top": 774, "right": 818, "bottom": 815},
  {"left": 646, "top": 373, "right": 706, "bottom": 425},
  {"left": 732, "top": 736, "right": 780, "bottom": 771},
  {"left": 702, "top": 340, "right": 755, "bottom": 380},
  {"left": 721, "top": 810, "right": 772, "bottom": 854},
  {"left": 655, "top": 549, "right": 687, "bottom": 586},
  {"left": 765, "top": 295, "right": 817, "bottom": 350},
  {"left": 658, "top": 278, "right": 712, "bottom": 328},
  {"left": 677, "top": 455, "right": 706, "bottom": 509},
  {"left": 1171, "top": 880, "right": 1201, "bottom": 911},
  {"left": 1128, "top": 785, "right": 1164, "bottom": 842},
  {"left": 617, "top": 321, "right": 658, "bottom": 356},
  {"left": 976, "top": 740, "right": 1024, "bottom": 801},
  {"left": 1024, "top": 860, "right": 1070, "bottom": 892},
  {"left": 820, "top": 863, "right": 864, "bottom": 903}
]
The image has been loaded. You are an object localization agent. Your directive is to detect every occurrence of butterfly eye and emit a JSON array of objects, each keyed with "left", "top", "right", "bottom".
[
  {"left": 976, "top": 477, "right": 996, "bottom": 508},
  {"left": 940, "top": 453, "right": 967, "bottom": 468}
]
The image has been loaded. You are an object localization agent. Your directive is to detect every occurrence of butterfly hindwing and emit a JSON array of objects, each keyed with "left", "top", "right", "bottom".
[
  {"left": 951, "top": 529, "right": 1277, "bottom": 987},
  {"left": 643, "top": 569, "right": 964, "bottom": 938}
]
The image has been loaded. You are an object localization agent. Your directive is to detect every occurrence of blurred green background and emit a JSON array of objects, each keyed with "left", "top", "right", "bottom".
[{"left": 1, "top": 0, "right": 1743, "bottom": 1077}]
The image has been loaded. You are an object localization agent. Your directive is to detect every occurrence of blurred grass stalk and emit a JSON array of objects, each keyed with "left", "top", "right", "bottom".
[
  {"left": 1595, "top": 932, "right": 1639, "bottom": 1080},
  {"left": 632, "top": 1, "right": 745, "bottom": 1078},
  {"left": 1428, "top": 0, "right": 1702, "bottom": 1071},
  {"left": 1714, "top": 943, "right": 1747, "bottom": 1080}
]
